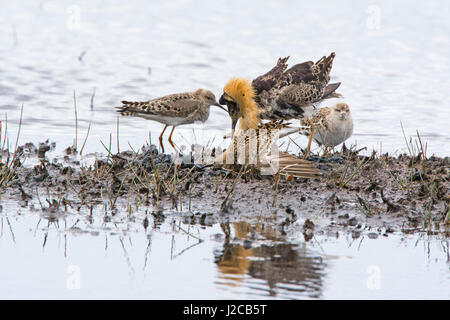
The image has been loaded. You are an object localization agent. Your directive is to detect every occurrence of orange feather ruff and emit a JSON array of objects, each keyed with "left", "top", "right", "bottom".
[{"left": 223, "top": 78, "right": 261, "bottom": 130}]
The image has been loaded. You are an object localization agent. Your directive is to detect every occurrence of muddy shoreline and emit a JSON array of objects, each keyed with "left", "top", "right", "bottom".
[{"left": 1, "top": 140, "right": 449, "bottom": 240}]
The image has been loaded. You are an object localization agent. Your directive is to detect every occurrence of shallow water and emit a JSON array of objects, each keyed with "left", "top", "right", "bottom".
[
  {"left": 0, "top": 208, "right": 448, "bottom": 299},
  {"left": 0, "top": 1, "right": 449, "bottom": 300}
]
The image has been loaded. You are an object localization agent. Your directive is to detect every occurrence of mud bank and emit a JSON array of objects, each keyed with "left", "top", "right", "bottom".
[{"left": 1, "top": 140, "right": 449, "bottom": 240}]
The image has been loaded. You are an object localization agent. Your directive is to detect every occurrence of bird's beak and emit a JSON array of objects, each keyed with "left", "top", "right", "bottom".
[
  {"left": 214, "top": 102, "right": 228, "bottom": 112},
  {"left": 231, "top": 118, "right": 237, "bottom": 131},
  {"left": 218, "top": 93, "right": 238, "bottom": 133}
]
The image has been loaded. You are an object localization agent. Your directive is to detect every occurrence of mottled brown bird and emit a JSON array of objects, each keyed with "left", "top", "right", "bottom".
[
  {"left": 117, "top": 89, "right": 226, "bottom": 153},
  {"left": 214, "top": 81, "right": 320, "bottom": 179}
]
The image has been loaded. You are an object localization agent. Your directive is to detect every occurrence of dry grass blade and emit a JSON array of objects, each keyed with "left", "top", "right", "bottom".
[
  {"left": 220, "top": 165, "right": 246, "bottom": 213},
  {"left": 400, "top": 121, "right": 413, "bottom": 157},
  {"left": 79, "top": 120, "right": 92, "bottom": 156},
  {"left": 339, "top": 157, "right": 369, "bottom": 188},
  {"left": 73, "top": 90, "right": 78, "bottom": 152},
  {"left": 116, "top": 116, "right": 120, "bottom": 154},
  {"left": 90, "top": 87, "right": 96, "bottom": 110},
  {"left": 444, "top": 208, "right": 450, "bottom": 225}
]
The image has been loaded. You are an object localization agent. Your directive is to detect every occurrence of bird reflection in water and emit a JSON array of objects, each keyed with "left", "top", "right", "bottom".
[{"left": 215, "top": 221, "right": 326, "bottom": 298}]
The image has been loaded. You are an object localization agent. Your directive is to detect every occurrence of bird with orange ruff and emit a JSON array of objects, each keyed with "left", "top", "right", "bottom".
[
  {"left": 215, "top": 78, "right": 320, "bottom": 179},
  {"left": 219, "top": 52, "right": 341, "bottom": 157},
  {"left": 220, "top": 52, "right": 340, "bottom": 131}
]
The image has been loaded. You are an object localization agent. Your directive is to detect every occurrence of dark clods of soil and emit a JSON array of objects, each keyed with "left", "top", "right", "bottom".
[{"left": 1, "top": 141, "right": 449, "bottom": 239}]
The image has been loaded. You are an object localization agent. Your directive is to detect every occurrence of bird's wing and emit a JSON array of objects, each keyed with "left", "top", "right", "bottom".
[
  {"left": 314, "top": 52, "right": 336, "bottom": 83},
  {"left": 118, "top": 93, "right": 201, "bottom": 118},
  {"left": 280, "top": 52, "right": 336, "bottom": 88},
  {"left": 252, "top": 56, "right": 290, "bottom": 94},
  {"left": 299, "top": 107, "right": 332, "bottom": 136},
  {"left": 277, "top": 82, "right": 325, "bottom": 108},
  {"left": 311, "top": 107, "right": 331, "bottom": 125},
  {"left": 281, "top": 60, "right": 315, "bottom": 85}
]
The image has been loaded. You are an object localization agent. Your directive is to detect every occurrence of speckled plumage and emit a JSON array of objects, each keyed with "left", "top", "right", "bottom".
[
  {"left": 300, "top": 103, "right": 353, "bottom": 149},
  {"left": 118, "top": 89, "right": 218, "bottom": 125},
  {"left": 253, "top": 52, "right": 341, "bottom": 121},
  {"left": 219, "top": 53, "right": 341, "bottom": 133},
  {"left": 117, "top": 89, "right": 223, "bottom": 153},
  {"left": 219, "top": 53, "right": 343, "bottom": 159},
  {"left": 217, "top": 121, "right": 320, "bottom": 179}
]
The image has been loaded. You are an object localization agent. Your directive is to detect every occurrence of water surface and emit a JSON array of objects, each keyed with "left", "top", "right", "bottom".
[
  {"left": 0, "top": 0, "right": 449, "bottom": 300},
  {"left": 0, "top": 0, "right": 449, "bottom": 156},
  {"left": 1, "top": 209, "right": 448, "bottom": 299}
]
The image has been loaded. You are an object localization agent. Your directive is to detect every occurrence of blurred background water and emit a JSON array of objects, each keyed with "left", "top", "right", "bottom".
[
  {"left": 0, "top": 0, "right": 449, "bottom": 300},
  {"left": 0, "top": 0, "right": 449, "bottom": 155}
]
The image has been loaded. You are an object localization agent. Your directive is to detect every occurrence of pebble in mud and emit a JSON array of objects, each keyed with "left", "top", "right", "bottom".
[
  {"left": 348, "top": 217, "right": 358, "bottom": 226},
  {"left": 307, "top": 155, "right": 345, "bottom": 164},
  {"left": 211, "top": 233, "right": 225, "bottom": 242},
  {"left": 302, "top": 219, "right": 315, "bottom": 241},
  {"left": 411, "top": 171, "right": 425, "bottom": 181},
  {"left": 368, "top": 232, "right": 379, "bottom": 239},
  {"left": 20, "top": 142, "right": 37, "bottom": 154},
  {"left": 338, "top": 213, "right": 350, "bottom": 219},
  {"left": 352, "top": 230, "right": 361, "bottom": 239},
  {"left": 38, "top": 143, "right": 50, "bottom": 158}
]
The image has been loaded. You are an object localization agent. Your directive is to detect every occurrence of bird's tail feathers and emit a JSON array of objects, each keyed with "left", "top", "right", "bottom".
[
  {"left": 322, "top": 82, "right": 342, "bottom": 99},
  {"left": 116, "top": 100, "right": 149, "bottom": 116},
  {"left": 316, "top": 52, "right": 336, "bottom": 83},
  {"left": 266, "top": 152, "right": 321, "bottom": 179}
]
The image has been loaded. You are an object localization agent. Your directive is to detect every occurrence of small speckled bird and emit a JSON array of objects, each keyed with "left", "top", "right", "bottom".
[
  {"left": 300, "top": 102, "right": 353, "bottom": 153},
  {"left": 117, "top": 89, "right": 226, "bottom": 153},
  {"left": 220, "top": 52, "right": 341, "bottom": 131}
]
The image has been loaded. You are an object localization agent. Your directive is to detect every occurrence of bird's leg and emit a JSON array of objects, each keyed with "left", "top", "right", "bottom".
[
  {"left": 168, "top": 126, "right": 178, "bottom": 153},
  {"left": 159, "top": 125, "right": 168, "bottom": 154},
  {"left": 304, "top": 123, "right": 315, "bottom": 159}
]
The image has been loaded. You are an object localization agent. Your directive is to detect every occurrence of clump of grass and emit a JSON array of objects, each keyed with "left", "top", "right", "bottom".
[
  {"left": 79, "top": 120, "right": 92, "bottom": 156},
  {"left": 333, "top": 156, "right": 369, "bottom": 189},
  {"left": 0, "top": 105, "right": 23, "bottom": 191},
  {"left": 444, "top": 208, "right": 450, "bottom": 225},
  {"left": 36, "top": 186, "right": 71, "bottom": 212}
]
